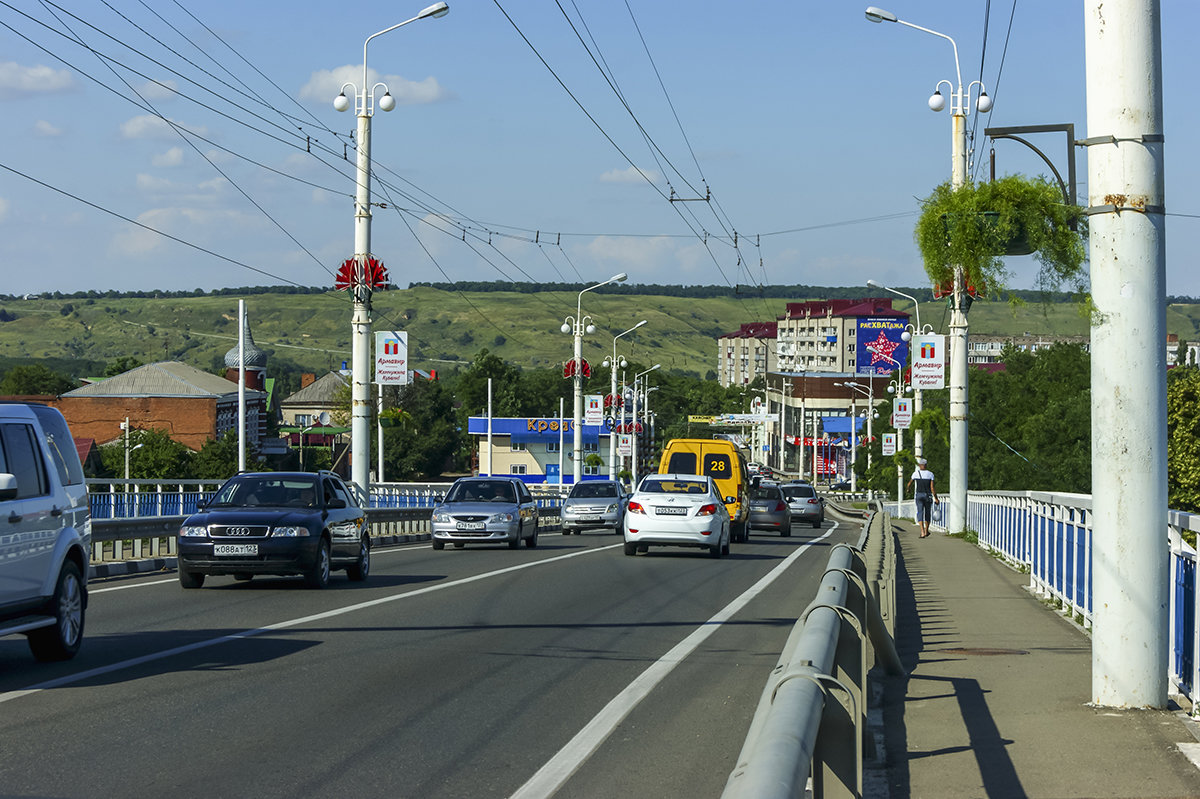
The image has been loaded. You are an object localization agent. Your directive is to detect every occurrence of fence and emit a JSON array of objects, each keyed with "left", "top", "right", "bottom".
[{"left": 883, "top": 490, "right": 1199, "bottom": 714}]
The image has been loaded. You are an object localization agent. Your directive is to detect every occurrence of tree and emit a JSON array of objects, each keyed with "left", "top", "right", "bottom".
[
  {"left": 0, "top": 364, "right": 76, "bottom": 395},
  {"left": 104, "top": 357, "right": 143, "bottom": 377},
  {"left": 1167, "top": 366, "right": 1200, "bottom": 521},
  {"left": 381, "top": 379, "right": 464, "bottom": 480},
  {"left": 99, "top": 428, "right": 191, "bottom": 479},
  {"left": 190, "top": 431, "right": 264, "bottom": 480}
]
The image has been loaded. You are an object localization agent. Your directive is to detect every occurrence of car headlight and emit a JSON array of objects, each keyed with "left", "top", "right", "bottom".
[
  {"left": 272, "top": 526, "right": 311, "bottom": 537},
  {"left": 490, "top": 512, "right": 515, "bottom": 523},
  {"left": 607, "top": 503, "right": 618, "bottom": 513},
  {"left": 179, "top": 525, "right": 208, "bottom": 537},
  {"left": 433, "top": 511, "right": 451, "bottom": 523}
]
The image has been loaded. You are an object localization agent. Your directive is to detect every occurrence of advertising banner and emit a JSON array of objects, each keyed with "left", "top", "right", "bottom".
[
  {"left": 882, "top": 433, "right": 896, "bottom": 456},
  {"left": 374, "top": 331, "right": 408, "bottom": 385},
  {"left": 584, "top": 394, "right": 604, "bottom": 425},
  {"left": 618, "top": 434, "right": 632, "bottom": 457},
  {"left": 856, "top": 317, "right": 908, "bottom": 375},
  {"left": 911, "top": 334, "right": 947, "bottom": 389},
  {"left": 893, "top": 397, "right": 912, "bottom": 429}
]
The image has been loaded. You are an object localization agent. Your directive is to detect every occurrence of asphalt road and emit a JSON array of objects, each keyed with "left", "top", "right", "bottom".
[{"left": 0, "top": 519, "right": 857, "bottom": 799}]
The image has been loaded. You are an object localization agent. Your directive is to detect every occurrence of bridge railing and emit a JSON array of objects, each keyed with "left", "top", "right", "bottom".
[{"left": 882, "top": 490, "right": 1199, "bottom": 714}]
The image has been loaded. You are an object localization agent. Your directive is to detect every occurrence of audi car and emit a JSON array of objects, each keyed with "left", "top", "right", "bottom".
[{"left": 176, "top": 471, "right": 370, "bottom": 589}]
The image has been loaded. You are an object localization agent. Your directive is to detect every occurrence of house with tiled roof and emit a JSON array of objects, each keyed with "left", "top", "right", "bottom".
[{"left": 57, "top": 361, "right": 267, "bottom": 452}]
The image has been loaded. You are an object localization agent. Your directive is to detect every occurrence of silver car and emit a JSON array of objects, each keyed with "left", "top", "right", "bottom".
[
  {"left": 748, "top": 482, "right": 792, "bottom": 537},
  {"left": 431, "top": 477, "right": 539, "bottom": 549},
  {"left": 782, "top": 482, "right": 825, "bottom": 528},
  {"left": 623, "top": 474, "right": 731, "bottom": 558},
  {"left": 561, "top": 480, "right": 628, "bottom": 535}
]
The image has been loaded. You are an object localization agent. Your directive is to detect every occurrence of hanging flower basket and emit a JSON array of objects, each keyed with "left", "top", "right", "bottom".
[{"left": 916, "top": 174, "right": 1087, "bottom": 298}]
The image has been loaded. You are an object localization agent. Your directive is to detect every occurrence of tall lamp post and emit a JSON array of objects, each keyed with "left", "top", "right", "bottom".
[
  {"left": 562, "top": 273, "right": 628, "bottom": 484},
  {"left": 604, "top": 320, "right": 647, "bottom": 478},
  {"left": 867, "top": 279, "right": 933, "bottom": 458},
  {"left": 333, "top": 2, "right": 449, "bottom": 503},
  {"left": 836, "top": 381, "right": 875, "bottom": 494},
  {"left": 631, "top": 364, "right": 660, "bottom": 489},
  {"left": 865, "top": 7, "right": 991, "bottom": 533}
]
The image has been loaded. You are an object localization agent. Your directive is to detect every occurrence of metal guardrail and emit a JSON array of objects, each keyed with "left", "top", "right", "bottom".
[
  {"left": 881, "top": 490, "right": 1199, "bottom": 717},
  {"left": 723, "top": 505, "right": 902, "bottom": 799}
]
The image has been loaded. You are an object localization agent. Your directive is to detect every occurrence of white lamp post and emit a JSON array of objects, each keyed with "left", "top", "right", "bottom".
[
  {"left": 867, "top": 279, "right": 933, "bottom": 459},
  {"left": 334, "top": 1, "right": 449, "bottom": 504},
  {"left": 299, "top": 424, "right": 314, "bottom": 471},
  {"left": 836, "top": 380, "right": 876, "bottom": 494},
  {"left": 865, "top": 7, "right": 991, "bottom": 533},
  {"left": 562, "top": 273, "right": 628, "bottom": 485},
  {"left": 631, "top": 364, "right": 660, "bottom": 489},
  {"left": 604, "top": 320, "right": 647, "bottom": 478}
]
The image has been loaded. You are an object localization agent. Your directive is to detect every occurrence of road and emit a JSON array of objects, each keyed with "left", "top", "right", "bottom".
[{"left": 0, "top": 519, "right": 856, "bottom": 799}]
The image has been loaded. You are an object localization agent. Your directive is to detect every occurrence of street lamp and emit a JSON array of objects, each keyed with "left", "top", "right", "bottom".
[
  {"left": 631, "top": 364, "right": 660, "bottom": 488},
  {"left": 604, "top": 319, "right": 647, "bottom": 478},
  {"left": 864, "top": 9, "right": 990, "bottom": 532},
  {"left": 562, "top": 273, "right": 628, "bottom": 484},
  {"left": 870, "top": 280, "right": 937, "bottom": 460},
  {"left": 836, "top": 380, "right": 876, "bottom": 494},
  {"left": 299, "top": 424, "right": 315, "bottom": 471},
  {"left": 334, "top": 1, "right": 449, "bottom": 504}
]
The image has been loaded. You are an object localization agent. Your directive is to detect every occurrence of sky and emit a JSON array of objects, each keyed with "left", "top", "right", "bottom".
[{"left": 1, "top": 1, "right": 1197, "bottom": 300}]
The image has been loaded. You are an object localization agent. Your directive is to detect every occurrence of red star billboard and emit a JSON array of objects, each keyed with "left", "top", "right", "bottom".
[{"left": 856, "top": 317, "right": 908, "bottom": 375}]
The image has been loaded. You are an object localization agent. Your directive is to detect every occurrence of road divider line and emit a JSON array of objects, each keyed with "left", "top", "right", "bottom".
[
  {"left": 0, "top": 544, "right": 620, "bottom": 706},
  {"left": 510, "top": 524, "right": 839, "bottom": 799}
]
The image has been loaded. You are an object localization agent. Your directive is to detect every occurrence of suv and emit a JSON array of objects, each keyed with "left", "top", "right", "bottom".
[
  {"left": 177, "top": 471, "right": 369, "bottom": 589},
  {"left": 0, "top": 403, "right": 91, "bottom": 661}
]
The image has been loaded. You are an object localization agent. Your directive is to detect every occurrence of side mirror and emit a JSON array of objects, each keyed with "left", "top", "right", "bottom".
[
  {"left": 725, "top": 496, "right": 736, "bottom": 505},
  {"left": 0, "top": 473, "right": 17, "bottom": 502}
]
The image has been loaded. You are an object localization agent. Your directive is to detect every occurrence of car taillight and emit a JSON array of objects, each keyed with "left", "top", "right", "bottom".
[
  {"left": 775, "top": 501, "right": 787, "bottom": 512},
  {"left": 628, "top": 501, "right": 645, "bottom": 515},
  {"left": 809, "top": 498, "right": 819, "bottom": 504},
  {"left": 697, "top": 503, "right": 718, "bottom": 516}
]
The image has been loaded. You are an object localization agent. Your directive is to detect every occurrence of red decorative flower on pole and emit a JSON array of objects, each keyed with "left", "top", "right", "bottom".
[{"left": 334, "top": 257, "right": 390, "bottom": 292}]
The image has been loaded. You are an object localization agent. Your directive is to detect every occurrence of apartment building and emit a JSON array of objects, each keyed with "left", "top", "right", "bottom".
[{"left": 717, "top": 322, "right": 777, "bottom": 387}]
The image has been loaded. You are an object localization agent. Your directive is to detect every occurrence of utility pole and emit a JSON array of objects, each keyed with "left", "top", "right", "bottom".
[{"left": 1085, "top": 0, "right": 1167, "bottom": 709}]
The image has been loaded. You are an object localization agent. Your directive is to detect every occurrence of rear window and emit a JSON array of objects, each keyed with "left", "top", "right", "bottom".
[
  {"left": 752, "top": 485, "right": 782, "bottom": 501},
  {"left": 783, "top": 485, "right": 816, "bottom": 499},
  {"left": 665, "top": 451, "right": 697, "bottom": 475},
  {"left": 641, "top": 478, "right": 708, "bottom": 495},
  {"left": 30, "top": 406, "right": 85, "bottom": 486}
]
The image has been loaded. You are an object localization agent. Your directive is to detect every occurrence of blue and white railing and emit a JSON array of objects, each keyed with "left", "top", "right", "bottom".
[{"left": 884, "top": 490, "right": 1199, "bottom": 713}]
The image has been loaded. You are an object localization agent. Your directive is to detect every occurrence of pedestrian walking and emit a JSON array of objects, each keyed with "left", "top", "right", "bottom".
[{"left": 906, "top": 457, "right": 939, "bottom": 538}]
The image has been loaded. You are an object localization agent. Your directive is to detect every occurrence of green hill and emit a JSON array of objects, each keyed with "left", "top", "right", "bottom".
[{"left": 1, "top": 286, "right": 1196, "bottom": 385}]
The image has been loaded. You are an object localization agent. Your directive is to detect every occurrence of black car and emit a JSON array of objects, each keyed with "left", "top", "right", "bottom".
[{"left": 177, "top": 471, "right": 370, "bottom": 589}]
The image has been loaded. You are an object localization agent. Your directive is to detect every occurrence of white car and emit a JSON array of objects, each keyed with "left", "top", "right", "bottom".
[{"left": 623, "top": 474, "right": 731, "bottom": 558}]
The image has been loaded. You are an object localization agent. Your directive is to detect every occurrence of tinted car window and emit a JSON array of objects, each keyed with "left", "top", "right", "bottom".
[
  {"left": 783, "top": 485, "right": 817, "bottom": 499},
  {"left": 665, "top": 452, "right": 697, "bottom": 475},
  {"left": 642, "top": 478, "right": 707, "bottom": 494},
  {"left": 29, "top": 406, "right": 84, "bottom": 486},
  {"left": 0, "top": 423, "right": 49, "bottom": 499},
  {"left": 752, "top": 485, "right": 783, "bottom": 501}
]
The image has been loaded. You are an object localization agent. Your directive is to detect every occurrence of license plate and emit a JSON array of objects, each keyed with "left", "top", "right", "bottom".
[
  {"left": 456, "top": 521, "right": 486, "bottom": 531},
  {"left": 214, "top": 544, "right": 258, "bottom": 556},
  {"left": 655, "top": 506, "right": 687, "bottom": 516},
  {"left": 579, "top": 515, "right": 600, "bottom": 522},
  {"left": 752, "top": 504, "right": 768, "bottom": 511}
]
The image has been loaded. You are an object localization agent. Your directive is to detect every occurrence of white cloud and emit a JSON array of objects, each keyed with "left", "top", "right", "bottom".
[
  {"left": 599, "top": 166, "right": 659, "bottom": 185},
  {"left": 0, "top": 196, "right": 9, "bottom": 221},
  {"left": 138, "top": 79, "right": 178, "bottom": 101},
  {"left": 33, "top": 120, "right": 62, "bottom": 137},
  {"left": 110, "top": 207, "right": 251, "bottom": 257},
  {"left": 151, "top": 147, "right": 184, "bottom": 167},
  {"left": 0, "top": 61, "right": 72, "bottom": 99},
  {"left": 300, "top": 65, "right": 450, "bottom": 106},
  {"left": 584, "top": 235, "right": 677, "bottom": 270},
  {"left": 120, "top": 114, "right": 208, "bottom": 141}
]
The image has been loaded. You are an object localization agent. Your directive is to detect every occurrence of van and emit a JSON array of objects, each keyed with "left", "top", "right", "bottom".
[
  {"left": 0, "top": 403, "right": 91, "bottom": 661},
  {"left": 658, "top": 438, "right": 752, "bottom": 542}
]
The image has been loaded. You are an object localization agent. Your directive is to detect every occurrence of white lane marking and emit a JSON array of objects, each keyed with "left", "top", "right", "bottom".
[
  {"left": 510, "top": 524, "right": 839, "bottom": 799},
  {"left": 90, "top": 578, "right": 177, "bottom": 594},
  {"left": 0, "top": 544, "right": 621, "bottom": 705}
]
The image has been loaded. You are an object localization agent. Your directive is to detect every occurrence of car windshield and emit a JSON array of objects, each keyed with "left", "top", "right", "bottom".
[
  {"left": 446, "top": 480, "right": 516, "bottom": 503},
  {"left": 783, "top": 485, "right": 816, "bottom": 500},
  {"left": 569, "top": 483, "right": 618, "bottom": 499},
  {"left": 641, "top": 479, "right": 708, "bottom": 495},
  {"left": 210, "top": 476, "right": 320, "bottom": 508},
  {"left": 751, "top": 486, "right": 782, "bottom": 501}
]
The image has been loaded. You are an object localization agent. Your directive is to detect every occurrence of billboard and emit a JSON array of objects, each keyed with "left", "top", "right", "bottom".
[
  {"left": 374, "top": 331, "right": 408, "bottom": 385},
  {"left": 856, "top": 317, "right": 908, "bottom": 375},
  {"left": 911, "top": 334, "right": 947, "bottom": 390}
]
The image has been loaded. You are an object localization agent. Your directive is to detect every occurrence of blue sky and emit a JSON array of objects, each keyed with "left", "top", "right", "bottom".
[{"left": 1, "top": 1, "right": 1196, "bottom": 298}]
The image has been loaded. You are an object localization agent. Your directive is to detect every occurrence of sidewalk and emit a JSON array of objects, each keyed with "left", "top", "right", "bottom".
[{"left": 879, "top": 517, "right": 1200, "bottom": 799}]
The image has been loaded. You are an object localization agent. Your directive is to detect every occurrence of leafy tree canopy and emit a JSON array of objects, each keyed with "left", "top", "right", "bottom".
[{"left": 0, "top": 364, "right": 77, "bottom": 395}]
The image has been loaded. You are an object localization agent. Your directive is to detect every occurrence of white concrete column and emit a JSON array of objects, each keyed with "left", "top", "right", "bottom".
[{"left": 1085, "top": 0, "right": 1168, "bottom": 708}]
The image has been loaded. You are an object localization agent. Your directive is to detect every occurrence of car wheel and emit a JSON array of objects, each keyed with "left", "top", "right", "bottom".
[
  {"left": 562, "top": 529, "right": 572, "bottom": 535},
  {"left": 526, "top": 523, "right": 539, "bottom": 548},
  {"left": 624, "top": 542, "right": 637, "bottom": 556},
  {"left": 709, "top": 541, "right": 722, "bottom": 558},
  {"left": 347, "top": 536, "right": 370, "bottom": 581},
  {"left": 432, "top": 539, "right": 446, "bottom": 550},
  {"left": 178, "top": 562, "right": 205, "bottom": 589},
  {"left": 812, "top": 519, "right": 821, "bottom": 529},
  {"left": 508, "top": 523, "right": 521, "bottom": 549},
  {"left": 28, "top": 560, "right": 85, "bottom": 662},
  {"left": 721, "top": 533, "right": 731, "bottom": 557},
  {"left": 304, "top": 538, "right": 331, "bottom": 589}
]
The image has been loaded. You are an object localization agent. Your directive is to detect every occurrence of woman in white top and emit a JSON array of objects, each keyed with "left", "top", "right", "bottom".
[{"left": 906, "top": 457, "right": 939, "bottom": 538}]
